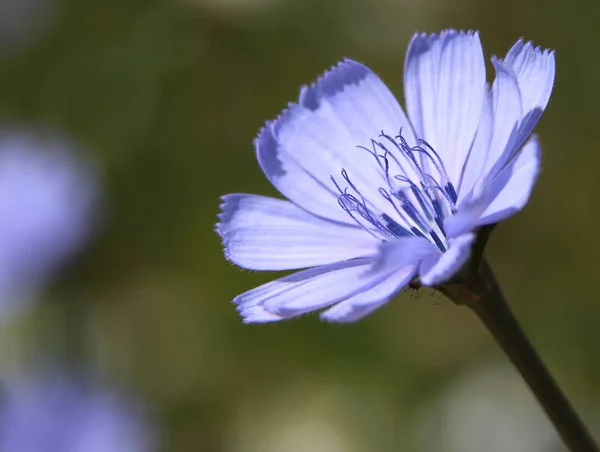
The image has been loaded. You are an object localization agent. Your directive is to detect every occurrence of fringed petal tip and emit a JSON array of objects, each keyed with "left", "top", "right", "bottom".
[
  {"left": 298, "top": 59, "right": 372, "bottom": 110},
  {"left": 410, "top": 29, "right": 480, "bottom": 44},
  {"left": 252, "top": 123, "right": 269, "bottom": 153},
  {"left": 503, "top": 39, "right": 556, "bottom": 110},
  {"left": 215, "top": 194, "right": 240, "bottom": 237},
  {"left": 253, "top": 115, "right": 279, "bottom": 149},
  {"left": 216, "top": 193, "right": 259, "bottom": 239},
  {"left": 216, "top": 194, "right": 379, "bottom": 271},
  {"left": 238, "top": 305, "right": 284, "bottom": 323},
  {"left": 509, "top": 38, "right": 555, "bottom": 58},
  {"left": 254, "top": 106, "right": 305, "bottom": 178},
  {"left": 254, "top": 118, "right": 289, "bottom": 182},
  {"left": 254, "top": 105, "right": 304, "bottom": 148},
  {"left": 490, "top": 56, "right": 517, "bottom": 77},
  {"left": 214, "top": 223, "right": 224, "bottom": 240},
  {"left": 256, "top": 58, "right": 375, "bottom": 146},
  {"left": 235, "top": 292, "right": 320, "bottom": 323},
  {"left": 246, "top": 304, "right": 283, "bottom": 322},
  {"left": 406, "top": 30, "right": 482, "bottom": 71}
]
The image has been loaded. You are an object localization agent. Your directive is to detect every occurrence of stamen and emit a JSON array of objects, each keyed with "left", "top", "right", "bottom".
[
  {"left": 410, "top": 184, "right": 436, "bottom": 222},
  {"left": 445, "top": 183, "right": 458, "bottom": 204},
  {"left": 411, "top": 227, "right": 427, "bottom": 238},
  {"left": 378, "top": 135, "right": 422, "bottom": 183},
  {"left": 378, "top": 188, "right": 416, "bottom": 233},
  {"left": 430, "top": 198, "right": 445, "bottom": 225},
  {"left": 331, "top": 130, "right": 458, "bottom": 250},
  {"left": 381, "top": 213, "right": 411, "bottom": 237},
  {"left": 338, "top": 195, "right": 388, "bottom": 239},
  {"left": 434, "top": 217, "right": 445, "bottom": 237},
  {"left": 430, "top": 230, "right": 447, "bottom": 252},
  {"left": 417, "top": 139, "right": 449, "bottom": 179},
  {"left": 395, "top": 191, "right": 429, "bottom": 233},
  {"left": 386, "top": 133, "right": 421, "bottom": 171}
]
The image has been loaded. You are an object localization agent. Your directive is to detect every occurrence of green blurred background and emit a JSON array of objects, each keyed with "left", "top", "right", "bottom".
[{"left": 0, "top": 0, "right": 598, "bottom": 450}]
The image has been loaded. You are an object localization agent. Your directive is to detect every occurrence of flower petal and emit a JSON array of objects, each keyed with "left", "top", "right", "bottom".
[
  {"left": 235, "top": 232, "right": 436, "bottom": 322},
  {"left": 217, "top": 193, "right": 325, "bottom": 234},
  {"left": 419, "top": 233, "right": 475, "bottom": 286},
  {"left": 258, "top": 59, "right": 414, "bottom": 220},
  {"left": 481, "top": 59, "right": 524, "bottom": 180},
  {"left": 444, "top": 193, "right": 490, "bottom": 238},
  {"left": 483, "top": 42, "right": 555, "bottom": 180},
  {"left": 217, "top": 194, "right": 379, "bottom": 270},
  {"left": 503, "top": 39, "right": 555, "bottom": 146},
  {"left": 222, "top": 226, "right": 378, "bottom": 271},
  {"left": 476, "top": 136, "right": 540, "bottom": 226},
  {"left": 235, "top": 258, "right": 385, "bottom": 321},
  {"left": 374, "top": 235, "right": 437, "bottom": 274},
  {"left": 404, "top": 30, "right": 486, "bottom": 187},
  {"left": 300, "top": 59, "right": 416, "bottom": 145},
  {"left": 457, "top": 85, "right": 493, "bottom": 203},
  {"left": 320, "top": 264, "right": 416, "bottom": 322},
  {"left": 255, "top": 125, "right": 350, "bottom": 224},
  {"left": 238, "top": 305, "right": 284, "bottom": 323}
]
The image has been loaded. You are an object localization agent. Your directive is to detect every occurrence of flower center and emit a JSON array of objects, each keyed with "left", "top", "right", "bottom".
[{"left": 331, "top": 131, "right": 458, "bottom": 252}]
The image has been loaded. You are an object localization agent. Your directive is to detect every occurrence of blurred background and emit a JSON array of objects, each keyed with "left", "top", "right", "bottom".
[{"left": 0, "top": 0, "right": 597, "bottom": 451}]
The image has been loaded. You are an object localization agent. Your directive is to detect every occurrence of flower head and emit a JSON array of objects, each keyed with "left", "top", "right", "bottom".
[{"left": 216, "top": 30, "right": 555, "bottom": 323}]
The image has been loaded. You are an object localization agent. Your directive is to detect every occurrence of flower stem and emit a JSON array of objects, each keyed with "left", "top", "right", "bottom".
[{"left": 441, "top": 259, "right": 598, "bottom": 452}]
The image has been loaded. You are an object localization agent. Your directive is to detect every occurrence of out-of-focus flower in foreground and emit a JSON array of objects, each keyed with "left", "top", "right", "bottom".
[
  {"left": 0, "top": 132, "right": 99, "bottom": 318},
  {"left": 216, "top": 30, "right": 555, "bottom": 323},
  {"left": 0, "top": 373, "right": 156, "bottom": 452}
]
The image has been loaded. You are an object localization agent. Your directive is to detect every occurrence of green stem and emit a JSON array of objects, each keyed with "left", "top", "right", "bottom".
[{"left": 441, "top": 260, "right": 598, "bottom": 452}]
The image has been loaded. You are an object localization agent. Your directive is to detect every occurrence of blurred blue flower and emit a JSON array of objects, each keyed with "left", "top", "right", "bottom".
[
  {"left": 0, "top": 373, "right": 155, "bottom": 452},
  {"left": 217, "top": 30, "right": 555, "bottom": 323},
  {"left": 0, "top": 132, "right": 99, "bottom": 318}
]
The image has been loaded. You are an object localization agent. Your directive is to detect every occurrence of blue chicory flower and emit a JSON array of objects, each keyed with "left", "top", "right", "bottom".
[
  {"left": 0, "top": 373, "right": 155, "bottom": 452},
  {"left": 216, "top": 30, "right": 555, "bottom": 323},
  {"left": 0, "top": 132, "right": 99, "bottom": 319}
]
